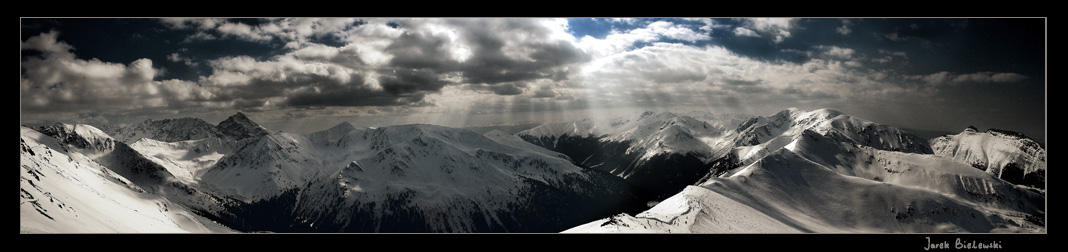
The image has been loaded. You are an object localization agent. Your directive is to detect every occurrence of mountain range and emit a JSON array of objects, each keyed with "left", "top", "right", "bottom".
[{"left": 20, "top": 108, "right": 1045, "bottom": 233}]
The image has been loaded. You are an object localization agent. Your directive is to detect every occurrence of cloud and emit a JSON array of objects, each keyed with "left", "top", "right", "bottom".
[
  {"left": 381, "top": 18, "right": 590, "bottom": 88},
  {"left": 167, "top": 52, "right": 198, "bottom": 66},
  {"left": 820, "top": 45, "right": 855, "bottom": 59},
  {"left": 20, "top": 30, "right": 73, "bottom": 56},
  {"left": 836, "top": 19, "right": 853, "bottom": 35},
  {"left": 584, "top": 43, "right": 718, "bottom": 87},
  {"left": 469, "top": 82, "right": 527, "bottom": 96},
  {"left": 733, "top": 27, "right": 760, "bottom": 37},
  {"left": 532, "top": 84, "right": 557, "bottom": 98},
  {"left": 162, "top": 18, "right": 361, "bottom": 45},
  {"left": 21, "top": 32, "right": 214, "bottom": 114},
  {"left": 576, "top": 20, "right": 712, "bottom": 58},
  {"left": 170, "top": 18, "right": 592, "bottom": 110},
  {"left": 734, "top": 18, "right": 796, "bottom": 43},
  {"left": 906, "top": 71, "right": 1030, "bottom": 86},
  {"left": 576, "top": 40, "right": 971, "bottom": 112}
]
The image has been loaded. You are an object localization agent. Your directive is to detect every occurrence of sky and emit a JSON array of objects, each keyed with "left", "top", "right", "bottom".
[{"left": 20, "top": 18, "right": 1046, "bottom": 141}]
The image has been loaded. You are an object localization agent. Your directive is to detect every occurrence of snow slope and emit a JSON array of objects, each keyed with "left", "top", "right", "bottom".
[
  {"left": 199, "top": 123, "right": 642, "bottom": 232},
  {"left": 20, "top": 127, "right": 234, "bottom": 233},
  {"left": 108, "top": 118, "right": 227, "bottom": 144},
  {"left": 566, "top": 130, "right": 1045, "bottom": 233},
  {"left": 519, "top": 111, "right": 725, "bottom": 162},
  {"left": 518, "top": 111, "right": 735, "bottom": 200},
  {"left": 129, "top": 137, "right": 231, "bottom": 184},
  {"left": 730, "top": 108, "right": 932, "bottom": 166},
  {"left": 931, "top": 127, "right": 1046, "bottom": 189},
  {"left": 118, "top": 113, "right": 269, "bottom": 187}
]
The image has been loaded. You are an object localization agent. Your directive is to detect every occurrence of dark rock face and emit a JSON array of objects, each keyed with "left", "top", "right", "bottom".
[
  {"left": 519, "top": 134, "right": 738, "bottom": 201},
  {"left": 217, "top": 112, "right": 270, "bottom": 141}
]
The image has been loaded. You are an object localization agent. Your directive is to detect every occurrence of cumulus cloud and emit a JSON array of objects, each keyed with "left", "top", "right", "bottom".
[
  {"left": 576, "top": 20, "right": 712, "bottom": 58},
  {"left": 20, "top": 31, "right": 213, "bottom": 114},
  {"left": 20, "top": 30, "right": 73, "bottom": 55},
  {"left": 380, "top": 18, "right": 590, "bottom": 93},
  {"left": 734, "top": 18, "right": 796, "bottom": 43},
  {"left": 733, "top": 27, "right": 760, "bottom": 37},
  {"left": 162, "top": 18, "right": 360, "bottom": 45},
  {"left": 155, "top": 18, "right": 593, "bottom": 110}
]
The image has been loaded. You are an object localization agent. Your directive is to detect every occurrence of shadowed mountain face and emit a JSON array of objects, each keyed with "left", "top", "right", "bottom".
[
  {"left": 517, "top": 112, "right": 738, "bottom": 201},
  {"left": 217, "top": 112, "right": 270, "bottom": 141},
  {"left": 106, "top": 112, "right": 269, "bottom": 144}
]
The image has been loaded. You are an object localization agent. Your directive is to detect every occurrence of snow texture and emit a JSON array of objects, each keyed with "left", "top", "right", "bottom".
[{"left": 566, "top": 109, "right": 1045, "bottom": 233}]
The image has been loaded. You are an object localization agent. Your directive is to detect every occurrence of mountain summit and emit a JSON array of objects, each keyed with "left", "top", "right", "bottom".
[
  {"left": 931, "top": 127, "right": 1046, "bottom": 189},
  {"left": 217, "top": 112, "right": 270, "bottom": 141}
]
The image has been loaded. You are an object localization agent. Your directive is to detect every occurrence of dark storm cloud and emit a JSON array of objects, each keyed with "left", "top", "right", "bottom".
[
  {"left": 378, "top": 69, "right": 451, "bottom": 95},
  {"left": 286, "top": 83, "right": 422, "bottom": 107},
  {"left": 468, "top": 82, "right": 527, "bottom": 96},
  {"left": 384, "top": 29, "right": 458, "bottom": 70},
  {"left": 456, "top": 33, "right": 588, "bottom": 85},
  {"left": 383, "top": 18, "right": 590, "bottom": 89}
]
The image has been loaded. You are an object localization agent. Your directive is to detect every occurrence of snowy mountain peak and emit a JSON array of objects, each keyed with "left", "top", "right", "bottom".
[
  {"left": 217, "top": 112, "right": 269, "bottom": 141},
  {"left": 796, "top": 108, "right": 846, "bottom": 123},
  {"left": 109, "top": 117, "right": 224, "bottom": 143},
  {"left": 930, "top": 127, "right": 1046, "bottom": 189},
  {"left": 986, "top": 128, "right": 1042, "bottom": 146},
  {"left": 639, "top": 111, "right": 657, "bottom": 119},
  {"left": 307, "top": 122, "right": 361, "bottom": 146},
  {"left": 312, "top": 122, "right": 358, "bottom": 137}
]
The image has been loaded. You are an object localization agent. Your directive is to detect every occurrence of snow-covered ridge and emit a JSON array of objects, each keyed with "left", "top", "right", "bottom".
[
  {"left": 107, "top": 112, "right": 269, "bottom": 144},
  {"left": 931, "top": 127, "right": 1046, "bottom": 189},
  {"left": 200, "top": 123, "right": 595, "bottom": 202},
  {"left": 217, "top": 112, "right": 270, "bottom": 141},
  {"left": 34, "top": 123, "right": 116, "bottom": 152},
  {"left": 519, "top": 111, "right": 726, "bottom": 161},
  {"left": 569, "top": 129, "right": 1045, "bottom": 233},
  {"left": 108, "top": 117, "right": 225, "bottom": 144},
  {"left": 730, "top": 108, "right": 932, "bottom": 166},
  {"left": 20, "top": 126, "right": 233, "bottom": 233},
  {"left": 195, "top": 122, "right": 640, "bottom": 232}
]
